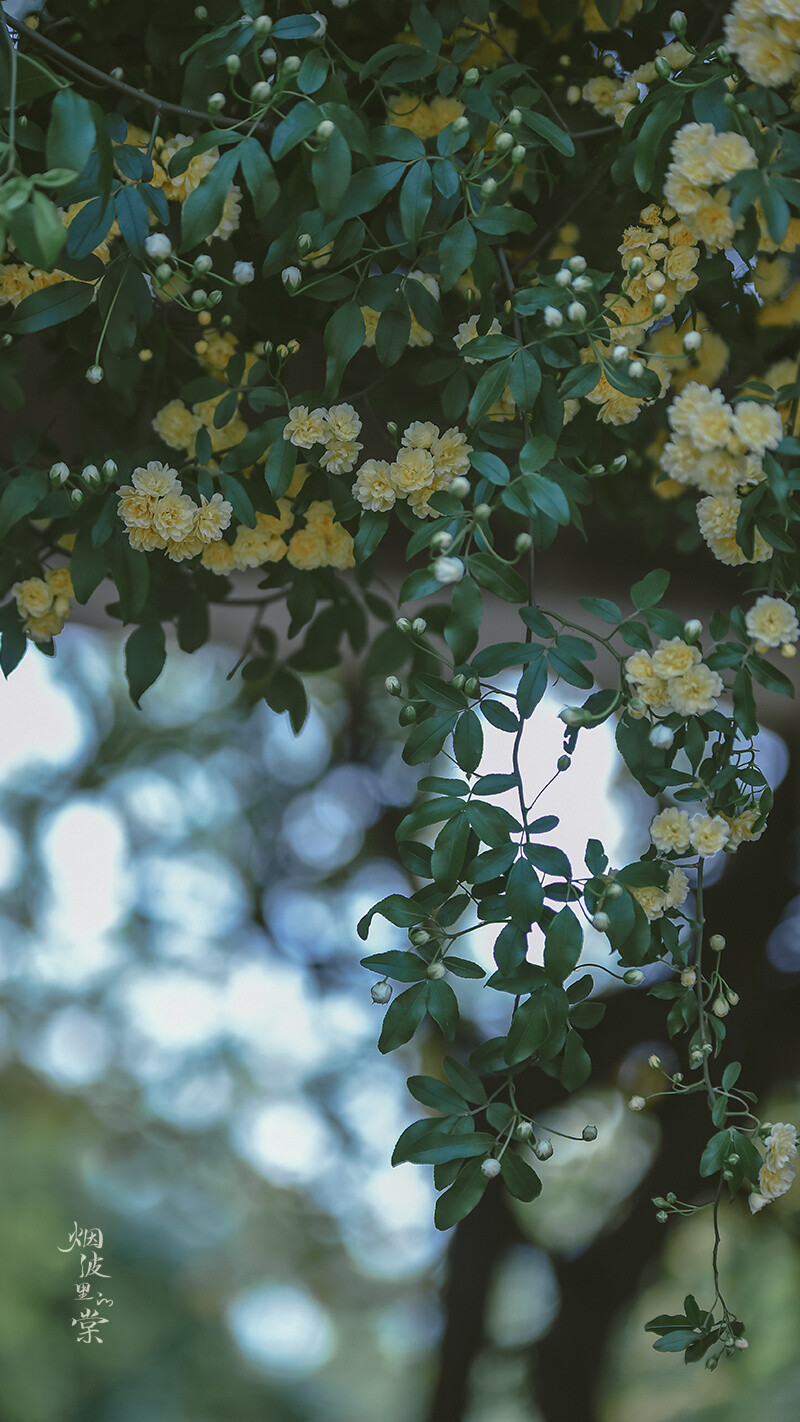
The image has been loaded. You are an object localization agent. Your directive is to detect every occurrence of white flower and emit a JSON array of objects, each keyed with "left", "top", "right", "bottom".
[
  {"left": 233, "top": 261, "right": 255, "bottom": 285},
  {"left": 650, "top": 807, "right": 691, "bottom": 854},
  {"left": 745, "top": 596, "right": 799, "bottom": 649},
  {"left": 144, "top": 233, "right": 173, "bottom": 260},
  {"left": 433, "top": 556, "right": 465, "bottom": 584},
  {"left": 689, "top": 813, "right": 730, "bottom": 857}
]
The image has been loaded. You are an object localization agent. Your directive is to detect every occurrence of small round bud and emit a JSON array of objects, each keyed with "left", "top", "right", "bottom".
[
  {"left": 712, "top": 996, "right": 730, "bottom": 1018},
  {"left": 432, "top": 531, "right": 454, "bottom": 553},
  {"left": 281, "top": 266, "right": 302, "bottom": 291},
  {"left": 628, "top": 360, "right": 645, "bottom": 379},
  {"left": 628, "top": 696, "right": 645, "bottom": 712},
  {"left": 710, "top": 936, "right": 726, "bottom": 957},
  {"left": 567, "top": 301, "right": 587, "bottom": 323},
  {"left": 605, "top": 881, "right": 622, "bottom": 899},
  {"left": 587, "top": 464, "right": 605, "bottom": 476},
  {"left": 386, "top": 420, "right": 398, "bottom": 436},
  {"left": 624, "top": 968, "right": 645, "bottom": 985},
  {"left": 735, "top": 1338, "right": 748, "bottom": 1350},
  {"left": 192, "top": 254, "right": 213, "bottom": 276},
  {"left": 494, "top": 131, "right": 513, "bottom": 153},
  {"left": 155, "top": 262, "right": 174, "bottom": 285},
  {"left": 70, "top": 487, "right": 84, "bottom": 505},
  {"left": 611, "top": 344, "right": 629, "bottom": 364},
  {"left": 426, "top": 962, "right": 446, "bottom": 980},
  {"left": 582, "top": 1124, "right": 598, "bottom": 1141},
  {"left": 207, "top": 92, "right": 226, "bottom": 113},
  {"left": 628, "top": 1096, "right": 646, "bottom": 1112},
  {"left": 568, "top": 255, "right": 587, "bottom": 274},
  {"left": 592, "top": 912, "right": 611, "bottom": 933},
  {"left": 251, "top": 80, "right": 272, "bottom": 103},
  {"left": 557, "top": 754, "right": 571, "bottom": 771},
  {"left": 283, "top": 55, "right": 302, "bottom": 74},
  {"left": 85, "top": 364, "right": 103, "bottom": 384},
  {"left": 433, "top": 556, "right": 465, "bottom": 585},
  {"left": 627, "top": 255, "right": 644, "bottom": 276},
  {"left": 727, "top": 990, "right": 739, "bottom": 1006},
  {"left": 654, "top": 55, "right": 672, "bottom": 78},
  {"left": 260, "top": 46, "right": 277, "bottom": 66},
  {"left": 225, "top": 53, "right": 241, "bottom": 73},
  {"left": 566, "top": 85, "right": 582, "bottom": 105},
  {"left": 507, "top": 107, "right": 522, "bottom": 127},
  {"left": 384, "top": 676, "right": 401, "bottom": 696},
  {"left": 473, "top": 502, "right": 490, "bottom": 522},
  {"left": 144, "top": 232, "right": 172, "bottom": 260},
  {"left": 411, "top": 617, "right": 427, "bottom": 635},
  {"left": 684, "top": 618, "right": 702, "bottom": 641},
  {"left": 49, "top": 462, "right": 70, "bottom": 485},
  {"left": 463, "top": 67, "right": 480, "bottom": 85},
  {"left": 656, "top": 1210, "right": 669, "bottom": 1223},
  {"left": 194, "top": 3, "right": 207, "bottom": 15},
  {"left": 464, "top": 677, "right": 479, "bottom": 698},
  {"left": 396, "top": 617, "right": 412, "bottom": 633},
  {"left": 716, "top": 45, "right": 731, "bottom": 64},
  {"left": 609, "top": 454, "right": 627, "bottom": 473},
  {"left": 534, "top": 1139, "right": 554, "bottom": 1160},
  {"left": 81, "top": 463, "right": 101, "bottom": 487},
  {"left": 452, "top": 115, "right": 470, "bottom": 136},
  {"left": 723, "top": 1169, "right": 734, "bottom": 1181},
  {"left": 554, "top": 268, "right": 572, "bottom": 287},
  {"left": 558, "top": 707, "right": 581, "bottom": 727},
  {"left": 409, "top": 928, "right": 431, "bottom": 946},
  {"left": 316, "top": 119, "right": 335, "bottom": 142},
  {"left": 572, "top": 274, "right": 593, "bottom": 294},
  {"left": 543, "top": 305, "right": 563, "bottom": 328},
  {"left": 191, "top": 289, "right": 207, "bottom": 309},
  {"left": 673, "top": 1073, "right": 683, "bottom": 1084},
  {"left": 206, "top": 290, "right": 222, "bottom": 307},
  {"left": 233, "top": 261, "right": 255, "bottom": 287},
  {"left": 511, "top": 144, "right": 526, "bottom": 165},
  {"left": 398, "top": 704, "right": 417, "bottom": 726},
  {"left": 727, "top": 1153, "right": 739, "bottom": 1165},
  {"left": 481, "top": 177, "right": 498, "bottom": 198},
  {"left": 516, "top": 1121, "right": 533, "bottom": 1140},
  {"left": 371, "top": 981, "right": 392, "bottom": 1005},
  {"left": 450, "top": 476, "right": 470, "bottom": 498},
  {"left": 102, "top": 459, "right": 117, "bottom": 481},
  {"left": 253, "top": 14, "right": 273, "bottom": 37},
  {"left": 649, "top": 724, "right": 674, "bottom": 750},
  {"left": 652, "top": 292, "right": 668, "bottom": 312},
  {"left": 481, "top": 1157, "right": 502, "bottom": 1178},
  {"left": 683, "top": 330, "right": 702, "bottom": 353},
  {"left": 781, "top": 643, "right": 797, "bottom": 659},
  {"left": 649, "top": 1054, "right": 661, "bottom": 1069},
  {"left": 451, "top": 674, "right": 465, "bottom": 690},
  {"left": 669, "top": 10, "right": 687, "bottom": 32},
  {"left": 515, "top": 532, "right": 532, "bottom": 554},
  {"left": 680, "top": 967, "right": 696, "bottom": 987}
]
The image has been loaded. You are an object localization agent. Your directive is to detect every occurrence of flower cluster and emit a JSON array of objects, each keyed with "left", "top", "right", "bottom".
[
  {"left": 579, "top": 345, "right": 669, "bottom": 426},
  {"left": 726, "top": 0, "right": 800, "bottom": 89},
  {"left": 149, "top": 133, "right": 241, "bottom": 242},
  {"left": 11, "top": 566, "right": 74, "bottom": 642},
  {"left": 353, "top": 420, "right": 472, "bottom": 519},
  {"left": 647, "top": 312, "right": 730, "bottom": 395},
  {"left": 361, "top": 271, "right": 440, "bottom": 352},
  {"left": 387, "top": 92, "right": 465, "bottom": 140},
  {"left": 282, "top": 403, "right": 363, "bottom": 474},
  {"left": 0, "top": 200, "right": 116, "bottom": 308},
  {"left": 750, "top": 1122, "right": 798, "bottom": 1214},
  {"left": 629, "top": 867, "right": 690, "bottom": 922},
  {"left": 117, "top": 462, "right": 232, "bottom": 561},
  {"left": 650, "top": 808, "right": 731, "bottom": 858},
  {"left": 615, "top": 203, "right": 700, "bottom": 328},
  {"left": 745, "top": 594, "right": 800, "bottom": 654},
  {"left": 663, "top": 122, "right": 759, "bottom": 251},
  {"left": 625, "top": 637, "right": 724, "bottom": 718},
  {"left": 579, "top": 40, "right": 692, "bottom": 125}
]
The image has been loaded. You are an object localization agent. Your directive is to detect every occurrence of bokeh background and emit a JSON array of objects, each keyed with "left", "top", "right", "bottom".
[{"left": 1, "top": 609, "right": 800, "bottom": 1422}]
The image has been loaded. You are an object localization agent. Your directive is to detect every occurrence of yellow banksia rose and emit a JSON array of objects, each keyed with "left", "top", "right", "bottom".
[
  {"left": 283, "top": 405, "right": 327, "bottom": 448},
  {"left": 668, "top": 663, "right": 723, "bottom": 717},
  {"left": 650, "top": 808, "right": 692, "bottom": 854},
  {"left": 152, "top": 399, "right": 202, "bottom": 451},
  {"left": 689, "top": 813, "right": 730, "bottom": 856},
  {"left": 745, "top": 595, "right": 800, "bottom": 647},
  {"left": 12, "top": 577, "right": 54, "bottom": 619},
  {"left": 651, "top": 637, "right": 701, "bottom": 679},
  {"left": 697, "top": 493, "right": 772, "bottom": 566}
]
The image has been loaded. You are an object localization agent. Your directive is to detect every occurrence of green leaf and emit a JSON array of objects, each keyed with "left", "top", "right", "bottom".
[
  {"left": 544, "top": 908, "right": 583, "bottom": 983},
  {"left": 453, "top": 708, "right": 483, "bottom": 775},
  {"left": 238, "top": 136, "right": 279, "bottom": 218},
  {"left": 45, "top": 88, "right": 96, "bottom": 175},
  {"left": 0, "top": 601, "right": 27, "bottom": 677},
  {"left": 312, "top": 125, "right": 352, "bottom": 216},
  {"left": 500, "top": 1153, "right": 542, "bottom": 1202},
  {"left": 8, "top": 280, "right": 94, "bottom": 335},
  {"left": 124, "top": 621, "right": 166, "bottom": 706},
  {"left": 434, "top": 1158, "right": 488, "bottom": 1230},
  {"left": 699, "top": 1130, "right": 730, "bottom": 1178},
  {"left": 0, "top": 471, "right": 47, "bottom": 539},
  {"left": 469, "top": 553, "right": 527, "bottom": 603},
  {"left": 70, "top": 524, "right": 108, "bottom": 604},
  {"left": 324, "top": 302, "right": 366, "bottom": 395},
  {"left": 426, "top": 979, "right": 459, "bottom": 1041},
  {"left": 559, "top": 1029, "right": 592, "bottom": 1089},
  {"left": 298, "top": 48, "right": 330, "bottom": 94},
  {"left": 468, "top": 361, "right": 511, "bottom": 424},
  {"left": 505, "top": 993, "right": 551, "bottom": 1064},
  {"left": 376, "top": 304, "right": 411, "bottom": 366},
  {"left": 402, "top": 712, "right": 458, "bottom": 765},
  {"left": 264, "top": 664, "right": 309, "bottom": 733},
  {"left": 444, "top": 576, "right": 482, "bottom": 662},
  {"left": 378, "top": 982, "right": 429, "bottom": 1053},
  {"left": 444, "top": 1055, "right": 486, "bottom": 1104},
  {"left": 524, "top": 110, "right": 574, "bottom": 156},
  {"left": 407, "top": 1075, "right": 467, "bottom": 1113},
  {"left": 439, "top": 218, "right": 477, "bottom": 291},
  {"left": 509, "top": 350, "right": 542, "bottom": 410},
  {"left": 180, "top": 146, "right": 241, "bottom": 250},
  {"left": 399, "top": 160, "right": 433, "bottom": 243},
  {"left": 361, "top": 951, "right": 428, "bottom": 981},
  {"left": 114, "top": 186, "right": 149, "bottom": 255},
  {"left": 579, "top": 596, "right": 621, "bottom": 623},
  {"left": 8, "top": 190, "right": 67, "bottom": 270},
  {"left": 357, "top": 894, "right": 427, "bottom": 938},
  {"left": 270, "top": 100, "right": 321, "bottom": 162},
  {"left": 631, "top": 568, "right": 670, "bottom": 611}
]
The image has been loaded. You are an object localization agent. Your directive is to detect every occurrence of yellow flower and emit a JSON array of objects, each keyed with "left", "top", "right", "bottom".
[
  {"left": 127, "top": 526, "right": 168, "bottom": 552},
  {"left": 724, "top": 807, "right": 766, "bottom": 847},
  {"left": 691, "top": 192, "right": 738, "bottom": 251},
  {"left": 664, "top": 867, "right": 689, "bottom": 909},
  {"left": 392, "top": 446, "right": 435, "bottom": 493},
  {"left": 201, "top": 539, "right": 238, "bottom": 575},
  {"left": 320, "top": 438, "right": 362, "bottom": 474},
  {"left": 650, "top": 808, "right": 692, "bottom": 854},
  {"left": 323, "top": 403, "right": 362, "bottom": 443},
  {"left": 624, "top": 650, "right": 656, "bottom": 684},
  {"left": 197, "top": 328, "right": 239, "bottom": 374},
  {"left": 210, "top": 184, "right": 242, "bottom": 242},
  {"left": 354, "top": 459, "right": 397, "bottom": 511},
  {"left": 118, "top": 488, "right": 157, "bottom": 529},
  {"left": 402, "top": 421, "right": 440, "bottom": 448},
  {"left": 0, "top": 263, "right": 36, "bottom": 306},
  {"left": 152, "top": 134, "right": 217, "bottom": 202},
  {"left": 194, "top": 492, "right": 233, "bottom": 543},
  {"left": 651, "top": 637, "right": 701, "bottom": 679},
  {"left": 153, "top": 400, "right": 202, "bottom": 452},
  {"left": 697, "top": 493, "right": 772, "bottom": 566},
  {"left": 361, "top": 307, "right": 380, "bottom": 347},
  {"left": 431, "top": 428, "right": 472, "bottom": 479},
  {"left": 689, "top": 813, "right": 730, "bottom": 856},
  {"left": 45, "top": 566, "right": 74, "bottom": 599},
  {"left": 454, "top": 314, "right": 502, "bottom": 363},
  {"left": 26, "top": 609, "right": 66, "bottom": 642},
  {"left": 630, "top": 884, "right": 667, "bottom": 921},
  {"left": 132, "top": 461, "right": 180, "bottom": 498},
  {"left": 283, "top": 405, "right": 327, "bottom": 448},
  {"left": 668, "top": 663, "right": 723, "bottom": 716},
  {"left": 286, "top": 528, "right": 328, "bottom": 570},
  {"left": 731, "top": 400, "right": 783, "bottom": 455},
  {"left": 745, "top": 595, "right": 799, "bottom": 647},
  {"left": 151, "top": 491, "right": 199, "bottom": 543},
  {"left": 12, "top": 577, "right": 53, "bottom": 619},
  {"left": 232, "top": 525, "right": 287, "bottom": 568}
]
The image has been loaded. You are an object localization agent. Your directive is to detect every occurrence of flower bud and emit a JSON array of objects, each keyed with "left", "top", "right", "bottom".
[
  {"left": 566, "top": 85, "right": 581, "bottom": 104},
  {"left": 451, "top": 674, "right": 465, "bottom": 690},
  {"left": 554, "top": 268, "right": 572, "bottom": 287},
  {"left": 409, "top": 928, "right": 431, "bottom": 946},
  {"left": 481, "top": 177, "right": 497, "bottom": 198},
  {"left": 70, "top": 487, "right": 85, "bottom": 505},
  {"left": 450, "top": 476, "right": 470, "bottom": 497},
  {"left": 515, "top": 532, "right": 532, "bottom": 553},
  {"left": 684, "top": 618, "right": 702, "bottom": 640},
  {"left": 194, "top": 3, "right": 207, "bottom": 14},
  {"left": 558, "top": 707, "right": 581, "bottom": 726},
  {"left": 654, "top": 55, "right": 672, "bottom": 78},
  {"left": 567, "top": 301, "right": 587, "bottom": 323},
  {"left": 669, "top": 10, "right": 687, "bottom": 32},
  {"left": 85, "top": 364, "right": 103, "bottom": 384},
  {"left": 384, "top": 676, "right": 401, "bottom": 696},
  {"left": 656, "top": 1210, "right": 669, "bottom": 1223},
  {"left": 233, "top": 261, "right": 255, "bottom": 286},
  {"left": 261, "top": 46, "right": 277, "bottom": 65},
  {"left": 649, "top": 724, "right": 674, "bottom": 749},
  {"left": 102, "top": 459, "right": 118, "bottom": 481},
  {"left": 557, "top": 754, "right": 571, "bottom": 771},
  {"left": 283, "top": 55, "right": 302, "bottom": 74},
  {"left": 371, "top": 981, "right": 392, "bottom": 1004},
  {"left": 624, "top": 968, "right": 645, "bottom": 985},
  {"left": 207, "top": 290, "right": 222, "bottom": 306},
  {"left": 627, "top": 255, "right": 644, "bottom": 276},
  {"left": 225, "top": 53, "right": 241, "bottom": 73},
  {"left": 652, "top": 292, "right": 668, "bottom": 312},
  {"left": 481, "top": 1157, "right": 501, "bottom": 1178},
  {"left": 507, "top": 107, "right": 522, "bottom": 127},
  {"left": 516, "top": 1121, "right": 532, "bottom": 1140},
  {"left": 628, "top": 1096, "right": 645, "bottom": 1111},
  {"left": 193, "top": 254, "right": 213, "bottom": 275},
  {"left": 411, "top": 617, "right": 427, "bottom": 635},
  {"left": 281, "top": 266, "right": 302, "bottom": 291},
  {"left": 144, "top": 232, "right": 172, "bottom": 260},
  {"left": 494, "top": 131, "right": 513, "bottom": 152},
  {"left": 648, "top": 1054, "right": 661, "bottom": 1069},
  {"left": 452, "top": 115, "right": 470, "bottom": 134},
  {"left": 716, "top": 45, "right": 731, "bottom": 64},
  {"left": 431, "top": 531, "right": 454, "bottom": 553},
  {"left": 316, "top": 119, "right": 335, "bottom": 142},
  {"left": 605, "top": 881, "right": 622, "bottom": 898},
  {"left": 582, "top": 1124, "right": 598, "bottom": 1141},
  {"left": 683, "top": 330, "right": 702, "bottom": 353},
  {"left": 712, "top": 996, "right": 729, "bottom": 1018},
  {"left": 464, "top": 677, "right": 479, "bottom": 697},
  {"left": 544, "top": 305, "right": 563, "bottom": 328},
  {"left": 735, "top": 1338, "right": 748, "bottom": 1350},
  {"left": 426, "top": 962, "right": 446, "bottom": 980},
  {"left": 251, "top": 80, "right": 272, "bottom": 103},
  {"left": 628, "top": 696, "right": 645, "bottom": 712},
  {"left": 568, "top": 255, "right": 587, "bottom": 274},
  {"left": 81, "top": 463, "right": 101, "bottom": 487},
  {"left": 680, "top": 967, "right": 696, "bottom": 987},
  {"left": 610, "top": 345, "right": 629, "bottom": 365},
  {"left": 592, "top": 912, "right": 610, "bottom": 932},
  {"left": 473, "top": 503, "right": 490, "bottom": 522},
  {"left": 49, "top": 462, "right": 70, "bottom": 485},
  {"left": 782, "top": 643, "right": 797, "bottom": 658},
  {"left": 463, "top": 67, "right": 480, "bottom": 85},
  {"left": 396, "top": 617, "right": 412, "bottom": 633},
  {"left": 572, "top": 274, "right": 593, "bottom": 293},
  {"left": 433, "top": 555, "right": 465, "bottom": 584},
  {"left": 253, "top": 13, "right": 273, "bottom": 37},
  {"left": 398, "top": 704, "right": 417, "bottom": 725},
  {"left": 534, "top": 1138, "right": 554, "bottom": 1160},
  {"left": 628, "top": 359, "right": 645, "bottom": 379},
  {"left": 207, "top": 92, "right": 226, "bottom": 113},
  {"left": 727, "top": 990, "right": 739, "bottom": 1005},
  {"left": 511, "top": 144, "right": 526, "bottom": 165},
  {"left": 191, "top": 289, "right": 207, "bottom": 308}
]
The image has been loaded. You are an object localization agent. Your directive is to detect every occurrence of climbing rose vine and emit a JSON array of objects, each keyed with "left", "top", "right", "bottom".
[{"left": 2, "top": 0, "right": 800, "bottom": 1367}]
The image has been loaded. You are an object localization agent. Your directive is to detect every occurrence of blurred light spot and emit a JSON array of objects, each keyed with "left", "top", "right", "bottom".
[
  {"left": 136, "top": 851, "right": 245, "bottom": 936},
  {"left": 282, "top": 789, "right": 364, "bottom": 872},
  {"left": 28, "top": 933, "right": 127, "bottom": 989},
  {"left": 262, "top": 705, "right": 331, "bottom": 785},
  {"left": 231, "top": 1097, "right": 335, "bottom": 1183},
  {"left": 0, "top": 822, "right": 22, "bottom": 891},
  {"left": 26, "top": 1006, "right": 112, "bottom": 1085},
  {"left": 146, "top": 1065, "right": 234, "bottom": 1128},
  {"left": 265, "top": 888, "right": 341, "bottom": 962},
  {"left": 375, "top": 1296, "right": 442, "bottom": 1361},
  {"left": 227, "top": 1283, "right": 335, "bottom": 1376},
  {"left": 40, "top": 797, "right": 131, "bottom": 938},
  {"left": 120, "top": 970, "right": 222, "bottom": 1049},
  {"left": 486, "top": 1245, "right": 560, "bottom": 1347},
  {"left": 767, "top": 900, "right": 800, "bottom": 974},
  {"left": 0, "top": 646, "right": 87, "bottom": 779}
]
